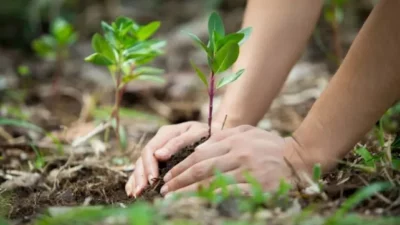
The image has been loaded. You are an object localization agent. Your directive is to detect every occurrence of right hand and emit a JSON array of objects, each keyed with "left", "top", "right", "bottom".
[{"left": 125, "top": 121, "right": 221, "bottom": 197}]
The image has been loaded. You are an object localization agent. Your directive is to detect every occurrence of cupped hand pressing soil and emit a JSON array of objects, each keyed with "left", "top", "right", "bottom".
[{"left": 138, "top": 137, "right": 208, "bottom": 200}]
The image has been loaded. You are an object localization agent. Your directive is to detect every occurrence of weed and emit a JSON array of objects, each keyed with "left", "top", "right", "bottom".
[
  {"left": 85, "top": 16, "right": 166, "bottom": 150},
  {"left": 185, "top": 12, "right": 252, "bottom": 136}
]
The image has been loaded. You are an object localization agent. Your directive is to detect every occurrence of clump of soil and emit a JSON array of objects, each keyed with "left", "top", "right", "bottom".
[{"left": 139, "top": 137, "right": 208, "bottom": 200}]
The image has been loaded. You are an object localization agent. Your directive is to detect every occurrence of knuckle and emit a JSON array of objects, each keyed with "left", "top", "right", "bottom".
[
  {"left": 192, "top": 165, "right": 206, "bottom": 180},
  {"left": 167, "top": 138, "right": 184, "bottom": 150}
]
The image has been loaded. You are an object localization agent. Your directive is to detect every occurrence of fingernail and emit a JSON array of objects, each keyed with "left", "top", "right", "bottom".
[
  {"left": 134, "top": 186, "right": 142, "bottom": 198},
  {"left": 148, "top": 175, "right": 155, "bottom": 185},
  {"left": 164, "top": 172, "right": 172, "bottom": 182},
  {"left": 160, "top": 185, "right": 168, "bottom": 196},
  {"left": 155, "top": 148, "right": 168, "bottom": 157}
]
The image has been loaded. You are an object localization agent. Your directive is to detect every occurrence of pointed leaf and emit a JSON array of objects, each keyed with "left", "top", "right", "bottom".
[
  {"left": 217, "top": 69, "right": 244, "bottom": 89},
  {"left": 208, "top": 12, "right": 225, "bottom": 37},
  {"left": 137, "top": 75, "right": 165, "bottom": 83},
  {"left": 237, "top": 27, "right": 253, "bottom": 45},
  {"left": 85, "top": 53, "right": 113, "bottom": 66},
  {"left": 101, "top": 21, "right": 114, "bottom": 33},
  {"left": 137, "top": 21, "right": 161, "bottom": 40},
  {"left": 355, "top": 147, "right": 375, "bottom": 168},
  {"left": 213, "top": 42, "right": 239, "bottom": 73},
  {"left": 92, "top": 34, "right": 115, "bottom": 62},
  {"left": 133, "top": 67, "right": 164, "bottom": 76},
  {"left": 216, "top": 33, "right": 244, "bottom": 51},
  {"left": 184, "top": 31, "right": 210, "bottom": 56},
  {"left": 190, "top": 61, "right": 208, "bottom": 87},
  {"left": 32, "top": 36, "right": 57, "bottom": 58}
]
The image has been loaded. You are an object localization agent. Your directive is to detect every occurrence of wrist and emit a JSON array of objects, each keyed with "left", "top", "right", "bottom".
[{"left": 282, "top": 134, "right": 338, "bottom": 179}]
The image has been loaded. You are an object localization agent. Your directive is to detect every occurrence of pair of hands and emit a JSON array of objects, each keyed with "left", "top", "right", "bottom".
[{"left": 125, "top": 122, "right": 305, "bottom": 198}]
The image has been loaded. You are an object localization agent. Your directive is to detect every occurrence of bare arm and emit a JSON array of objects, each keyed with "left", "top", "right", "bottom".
[
  {"left": 214, "top": 0, "right": 323, "bottom": 127},
  {"left": 288, "top": 0, "right": 400, "bottom": 173}
]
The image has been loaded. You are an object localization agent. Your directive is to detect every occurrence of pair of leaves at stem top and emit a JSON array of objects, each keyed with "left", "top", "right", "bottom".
[
  {"left": 85, "top": 16, "right": 166, "bottom": 87},
  {"left": 32, "top": 18, "right": 77, "bottom": 59},
  {"left": 187, "top": 12, "right": 252, "bottom": 89}
]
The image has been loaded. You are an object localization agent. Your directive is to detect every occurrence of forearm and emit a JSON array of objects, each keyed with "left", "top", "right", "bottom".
[
  {"left": 290, "top": 0, "right": 400, "bottom": 172},
  {"left": 215, "top": 0, "right": 322, "bottom": 127}
]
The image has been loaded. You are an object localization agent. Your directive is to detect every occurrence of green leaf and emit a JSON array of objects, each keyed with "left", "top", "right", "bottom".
[
  {"left": 312, "top": 163, "right": 322, "bottom": 182},
  {"left": 119, "top": 125, "right": 127, "bottom": 150},
  {"left": 334, "top": 182, "right": 392, "bottom": 217},
  {"left": 213, "top": 42, "right": 239, "bottom": 73},
  {"left": 136, "top": 75, "right": 165, "bottom": 83},
  {"left": 208, "top": 12, "right": 225, "bottom": 37},
  {"left": 190, "top": 61, "right": 208, "bottom": 87},
  {"left": 101, "top": 21, "right": 114, "bottom": 33},
  {"left": 216, "top": 33, "right": 244, "bottom": 51},
  {"left": 137, "top": 21, "right": 161, "bottom": 41},
  {"left": 51, "top": 18, "right": 75, "bottom": 45},
  {"left": 0, "top": 118, "right": 44, "bottom": 133},
  {"left": 217, "top": 69, "right": 244, "bottom": 89},
  {"left": 237, "top": 27, "right": 253, "bottom": 45},
  {"left": 133, "top": 67, "right": 164, "bottom": 76},
  {"left": 92, "top": 34, "right": 116, "bottom": 62},
  {"left": 32, "top": 36, "right": 57, "bottom": 58},
  {"left": 185, "top": 31, "right": 210, "bottom": 56},
  {"left": 85, "top": 53, "right": 113, "bottom": 66},
  {"left": 114, "top": 17, "right": 133, "bottom": 32},
  {"left": 355, "top": 147, "right": 375, "bottom": 168}
]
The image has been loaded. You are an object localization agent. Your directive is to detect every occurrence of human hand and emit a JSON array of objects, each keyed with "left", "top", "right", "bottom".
[
  {"left": 125, "top": 121, "right": 222, "bottom": 197},
  {"left": 159, "top": 125, "right": 309, "bottom": 196}
]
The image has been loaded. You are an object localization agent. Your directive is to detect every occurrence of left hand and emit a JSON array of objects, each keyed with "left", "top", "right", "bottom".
[{"left": 160, "top": 125, "right": 306, "bottom": 196}]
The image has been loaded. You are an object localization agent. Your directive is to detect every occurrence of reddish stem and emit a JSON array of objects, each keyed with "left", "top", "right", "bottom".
[{"left": 208, "top": 71, "right": 215, "bottom": 137}]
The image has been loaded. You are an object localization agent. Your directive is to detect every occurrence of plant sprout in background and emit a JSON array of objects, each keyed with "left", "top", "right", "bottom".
[
  {"left": 186, "top": 12, "right": 252, "bottom": 137},
  {"left": 32, "top": 17, "right": 77, "bottom": 95},
  {"left": 85, "top": 16, "right": 166, "bottom": 150},
  {"left": 323, "top": 0, "right": 348, "bottom": 65}
]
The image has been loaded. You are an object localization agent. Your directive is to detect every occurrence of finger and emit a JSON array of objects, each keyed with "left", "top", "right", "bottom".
[
  {"left": 161, "top": 155, "right": 241, "bottom": 195},
  {"left": 164, "top": 141, "right": 231, "bottom": 182},
  {"left": 200, "top": 125, "right": 253, "bottom": 147},
  {"left": 142, "top": 125, "right": 185, "bottom": 184},
  {"left": 213, "top": 184, "right": 252, "bottom": 196},
  {"left": 165, "top": 169, "right": 247, "bottom": 195},
  {"left": 133, "top": 158, "right": 147, "bottom": 198},
  {"left": 154, "top": 128, "right": 208, "bottom": 161},
  {"left": 125, "top": 173, "right": 135, "bottom": 197}
]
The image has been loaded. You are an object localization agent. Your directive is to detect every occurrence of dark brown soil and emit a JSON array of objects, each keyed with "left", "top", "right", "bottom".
[
  {"left": 139, "top": 137, "right": 208, "bottom": 200},
  {"left": 6, "top": 167, "right": 133, "bottom": 221}
]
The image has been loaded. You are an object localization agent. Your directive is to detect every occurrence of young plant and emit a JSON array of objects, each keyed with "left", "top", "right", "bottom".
[
  {"left": 85, "top": 17, "right": 166, "bottom": 149},
  {"left": 32, "top": 17, "right": 77, "bottom": 95},
  {"left": 186, "top": 12, "right": 252, "bottom": 137}
]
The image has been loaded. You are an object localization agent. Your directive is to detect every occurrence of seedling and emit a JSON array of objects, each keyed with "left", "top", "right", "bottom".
[
  {"left": 85, "top": 16, "right": 166, "bottom": 149},
  {"left": 32, "top": 18, "right": 77, "bottom": 95},
  {"left": 185, "top": 12, "right": 252, "bottom": 137}
]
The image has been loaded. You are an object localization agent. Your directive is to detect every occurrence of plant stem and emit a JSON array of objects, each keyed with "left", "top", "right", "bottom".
[
  {"left": 52, "top": 48, "right": 64, "bottom": 97},
  {"left": 112, "top": 70, "right": 123, "bottom": 150},
  {"left": 208, "top": 71, "right": 215, "bottom": 137}
]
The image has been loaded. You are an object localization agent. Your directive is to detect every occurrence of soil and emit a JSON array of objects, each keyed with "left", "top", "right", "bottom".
[
  {"left": 6, "top": 166, "right": 133, "bottom": 221},
  {"left": 139, "top": 137, "right": 208, "bottom": 200}
]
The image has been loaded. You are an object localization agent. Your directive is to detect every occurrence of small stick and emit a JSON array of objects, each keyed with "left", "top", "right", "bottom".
[
  {"left": 221, "top": 114, "right": 228, "bottom": 130},
  {"left": 71, "top": 121, "right": 112, "bottom": 147}
]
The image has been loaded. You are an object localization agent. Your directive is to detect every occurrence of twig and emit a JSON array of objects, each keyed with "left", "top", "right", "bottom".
[
  {"left": 221, "top": 114, "right": 228, "bottom": 130},
  {"left": 71, "top": 121, "right": 112, "bottom": 147}
]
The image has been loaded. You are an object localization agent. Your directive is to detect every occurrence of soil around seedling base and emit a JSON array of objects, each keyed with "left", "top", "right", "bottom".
[{"left": 139, "top": 137, "right": 208, "bottom": 200}]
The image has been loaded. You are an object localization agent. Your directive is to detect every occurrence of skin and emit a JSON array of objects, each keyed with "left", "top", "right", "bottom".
[{"left": 126, "top": 0, "right": 400, "bottom": 197}]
